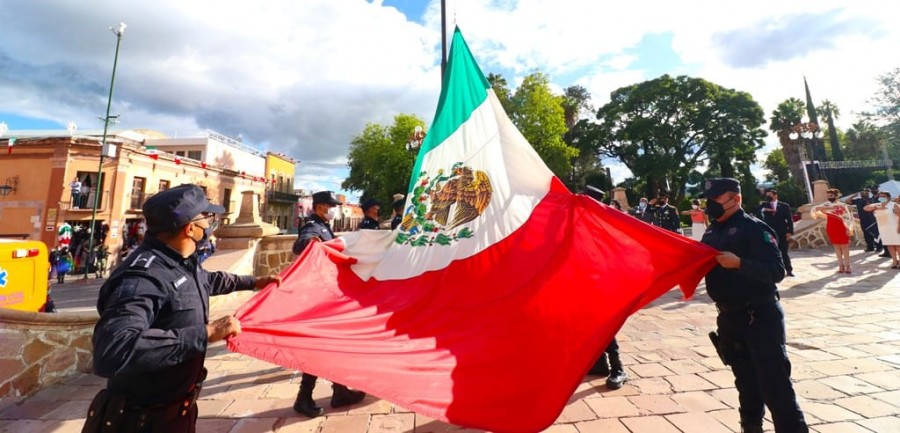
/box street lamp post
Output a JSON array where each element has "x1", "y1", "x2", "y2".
[{"x1": 85, "y1": 22, "x2": 125, "y2": 279}]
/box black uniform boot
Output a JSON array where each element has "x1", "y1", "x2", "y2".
[
  {"x1": 293, "y1": 385, "x2": 324, "y2": 418},
  {"x1": 605, "y1": 353, "x2": 629, "y2": 389},
  {"x1": 740, "y1": 423, "x2": 763, "y2": 433},
  {"x1": 587, "y1": 353, "x2": 610, "y2": 376},
  {"x1": 331, "y1": 383, "x2": 366, "y2": 408}
]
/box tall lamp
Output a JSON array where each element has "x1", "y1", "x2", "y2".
[{"x1": 85, "y1": 22, "x2": 126, "y2": 279}]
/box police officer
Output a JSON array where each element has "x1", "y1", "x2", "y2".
[
  {"x1": 757, "y1": 189, "x2": 795, "y2": 276},
  {"x1": 649, "y1": 192, "x2": 681, "y2": 233},
  {"x1": 291, "y1": 191, "x2": 366, "y2": 417},
  {"x1": 582, "y1": 186, "x2": 629, "y2": 389},
  {"x1": 700, "y1": 179, "x2": 808, "y2": 433},
  {"x1": 390, "y1": 199, "x2": 405, "y2": 230},
  {"x1": 84, "y1": 184, "x2": 281, "y2": 433},
  {"x1": 358, "y1": 198, "x2": 381, "y2": 230}
]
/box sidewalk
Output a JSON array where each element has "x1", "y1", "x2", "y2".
[{"x1": 2, "y1": 248, "x2": 899, "y2": 432}]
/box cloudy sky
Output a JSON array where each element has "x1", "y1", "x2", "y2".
[{"x1": 1, "y1": 0, "x2": 897, "y2": 200}]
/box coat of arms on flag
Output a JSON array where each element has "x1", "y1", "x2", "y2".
[{"x1": 228, "y1": 27, "x2": 718, "y2": 432}]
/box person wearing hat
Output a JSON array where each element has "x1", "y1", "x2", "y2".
[
  {"x1": 290, "y1": 190, "x2": 367, "y2": 417},
  {"x1": 648, "y1": 192, "x2": 681, "y2": 233},
  {"x1": 358, "y1": 198, "x2": 381, "y2": 230},
  {"x1": 699, "y1": 178, "x2": 808, "y2": 433},
  {"x1": 757, "y1": 188, "x2": 795, "y2": 276},
  {"x1": 391, "y1": 199, "x2": 405, "y2": 230},
  {"x1": 85, "y1": 184, "x2": 281, "y2": 433}
]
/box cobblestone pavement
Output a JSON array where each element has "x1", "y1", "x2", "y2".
[{"x1": 2, "y1": 248, "x2": 899, "y2": 432}]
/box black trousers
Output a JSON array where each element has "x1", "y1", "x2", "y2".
[
  {"x1": 861, "y1": 219, "x2": 881, "y2": 250},
  {"x1": 300, "y1": 372, "x2": 350, "y2": 391},
  {"x1": 777, "y1": 236, "x2": 792, "y2": 273},
  {"x1": 717, "y1": 302, "x2": 807, "y2": 433}
]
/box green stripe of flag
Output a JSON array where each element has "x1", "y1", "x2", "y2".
[{"x1": 407, "y1": 27, "x2": 491, "y2": 193}]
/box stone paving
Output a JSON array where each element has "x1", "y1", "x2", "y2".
[{"x1": 2, "y1": 248, "x2": 900, "y2": 432}]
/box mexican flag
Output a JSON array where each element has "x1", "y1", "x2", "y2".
[{"x1": 229, "y1": 28, "x2": 717, "y2": 432}]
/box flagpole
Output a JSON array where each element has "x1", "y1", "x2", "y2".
[
  {"x1": 440, "y1": 0, "x2": 447, "y2": 79},
  {"x1": 85, "y1": 22, "x2": 125, "y2": 279}
]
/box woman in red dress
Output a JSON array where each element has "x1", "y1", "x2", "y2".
[{"x1": 811, "y1": 188, "x2": 854, "y2": 273}]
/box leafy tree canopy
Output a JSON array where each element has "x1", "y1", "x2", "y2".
[
  {"x1": 342, "y1": 114, "x2": 424, "y2": 217},
  {"x1": 591, "y1": 74, "x2": 766, "y2": 201},
  {"x1": 509, "y1": 72, "x2": 579, "y2": 178}
]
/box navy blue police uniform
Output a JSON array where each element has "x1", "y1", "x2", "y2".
[
  {"x1": 358, "y1": 198, "x2": 381, "y2": 230},
  {"x1": 700, "y1": 178, "x2": 808, "y2": 433},
  {"x1": 85, "y1": 184, "x2": 258, "y2": 433},
  {"x1": 290, "y1": 191, "x2": 365, "y2": 418}
]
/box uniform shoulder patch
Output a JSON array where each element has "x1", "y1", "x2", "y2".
[{"x1": 762, "y1": 230, "x2": 778, "y2": 246}]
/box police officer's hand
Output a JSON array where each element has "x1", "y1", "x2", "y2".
[
  {"x1": 254, "y1": 275, "x2": 282, "y2": 290},
  {"x1": 207, "y1": 315, "x2": 241, "y2": 343},
  {"x1": 715, "y1": 252, "x2": 741, "y2": 269}
]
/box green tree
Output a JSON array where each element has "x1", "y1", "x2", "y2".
[
  {"x1": 486, "y1": 72, "x2": 514, "y2": 116},
  {"x1": 561, "y1": 85, "x2": 593, "y2": 129},
  {"x1": 818, "y1": 100, "x2": 845, "y2": 161},
  {"x1": 342, "y1": 114, "x2": 424, "y2": 216},
  {"x1": 591, "y1": 74, "x2": 766, "y2": 202},
  {"x1": 509, "y1": 72, "x2": 579, "y2": 179},
  {"x1": 763, "y1": 148, "x2": 791, "y2": 183},
  {"x1": 844, "y1": 120, "x2": 886, "y2": 160}
]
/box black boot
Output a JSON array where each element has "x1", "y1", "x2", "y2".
[
  {"x1": 740, "y1": 422, "x2": 763, "y2": 433},
  {"x1": 293, "y1": 385, "x2": 324, "y2": 418},
  {"x1": 605, "y1": 353, "x2": 629, "y2": 389},
  {"x1": 331, "y1": 383, "x2": 366, "y2": 408},
  {"x1": 587, "y1": 353, "x2": 610, "y2": 376}
]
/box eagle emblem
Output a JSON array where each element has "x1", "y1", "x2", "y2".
[{"x1": 396, "y1": 162, "x2": 493, "y2": 247}]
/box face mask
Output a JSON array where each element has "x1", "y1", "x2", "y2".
[
  {"x1": 326, "y1": 207, "x2": 338, "y2": 221},
  {"x1": 692, "y1": 205, "x2": 699, "y2": 210},
  {"x1": 190, "y1": 224, "x2": 210, "y2": 247},
  {"x1": 879, "y1": 197, "x2": 888, "y2": 203},
  {"x1": 767, "y1": 195, "x2": 775, "y2": 202},
  {"x1": 639, "y1": 202, "x2": 647, "y2": 209},
  {"x1": 827, "y1": 197, "x2": 837, "y2": 203},
  {"x1": 706, "y1": 197, "x2": 734, "y2": 220}
]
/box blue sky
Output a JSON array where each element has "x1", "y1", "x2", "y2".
[{"x1": 1, "y1": 0, "x2": 897, "y2": 201}]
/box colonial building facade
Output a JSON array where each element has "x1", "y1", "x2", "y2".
[{"x1": 0, "y1": 129, "x2": 266, "y2": 268}]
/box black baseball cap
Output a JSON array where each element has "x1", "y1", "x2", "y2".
[
  {"x1": 143, "y1": 184, "x2": 225, "y2": 232},
  {"x1": 699, "y1": 178, "x2": 741, "y2": 199},
  {"x1": 312, "y1": 190, "x2": 341, "y2": 206}
]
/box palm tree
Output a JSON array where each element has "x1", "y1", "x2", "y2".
[{"x1": 769, "y1": 98, "x2": 806, "y2": 188}]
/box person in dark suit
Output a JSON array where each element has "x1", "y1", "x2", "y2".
[
  {"x1": 757, "y1": 189, "x2": 795, "y2": 277},
  {"x1": 846, "y1": 189, "x2": 881, "y2": 253},
  {"x1": 390, "y1": 199, "x2": 404, "y2": 230},
  {"x1": 628, "y1": 197, "x2": 654, "y2": 224}
]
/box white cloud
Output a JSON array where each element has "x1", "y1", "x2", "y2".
[{"x1": 1, "y1": 0, "x2": 897, "y2": 200}]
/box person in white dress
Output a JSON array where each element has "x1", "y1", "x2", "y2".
[{"x1": 864, "y1": 191, "x2": 900, "y2": 268}]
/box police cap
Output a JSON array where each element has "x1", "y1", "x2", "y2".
[
  {"x1": 361, "y1": 198, "x2": 380, "y2": 211},
  {"x1": 143, "y1": 184, "x2": 225, "y2": 232},
  {"x1": 700, "y1": 178, "x2": 741, "y2": 199},
  {"x1": 583, "y1": 185, "x2": 605, "y2": 201},
  {"x1": 312, "y1": 190, "x2": 341, "y2": 206}
]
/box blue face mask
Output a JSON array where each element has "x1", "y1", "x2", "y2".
[{"x1": 879, "y1": 197, "x2": 888, "y2": 203}]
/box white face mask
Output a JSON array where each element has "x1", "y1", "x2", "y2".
[
  {"x1": 325, "y1": 207, "x2": 338, "y2": 221},
  {"x1": 692, "y1": 205, "x2": 699, "y2": 210},
  {"x1": 639, "y1": 202, "x2": 647, "y2": 208}
]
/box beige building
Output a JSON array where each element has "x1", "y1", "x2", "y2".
[{"x1": 0, "y1": 129, "x2": 265, "y2": 268}]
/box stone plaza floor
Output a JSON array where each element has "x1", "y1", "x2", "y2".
[{"x1": 1, "y1": 248, "x2": 899, "y2": 432}]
